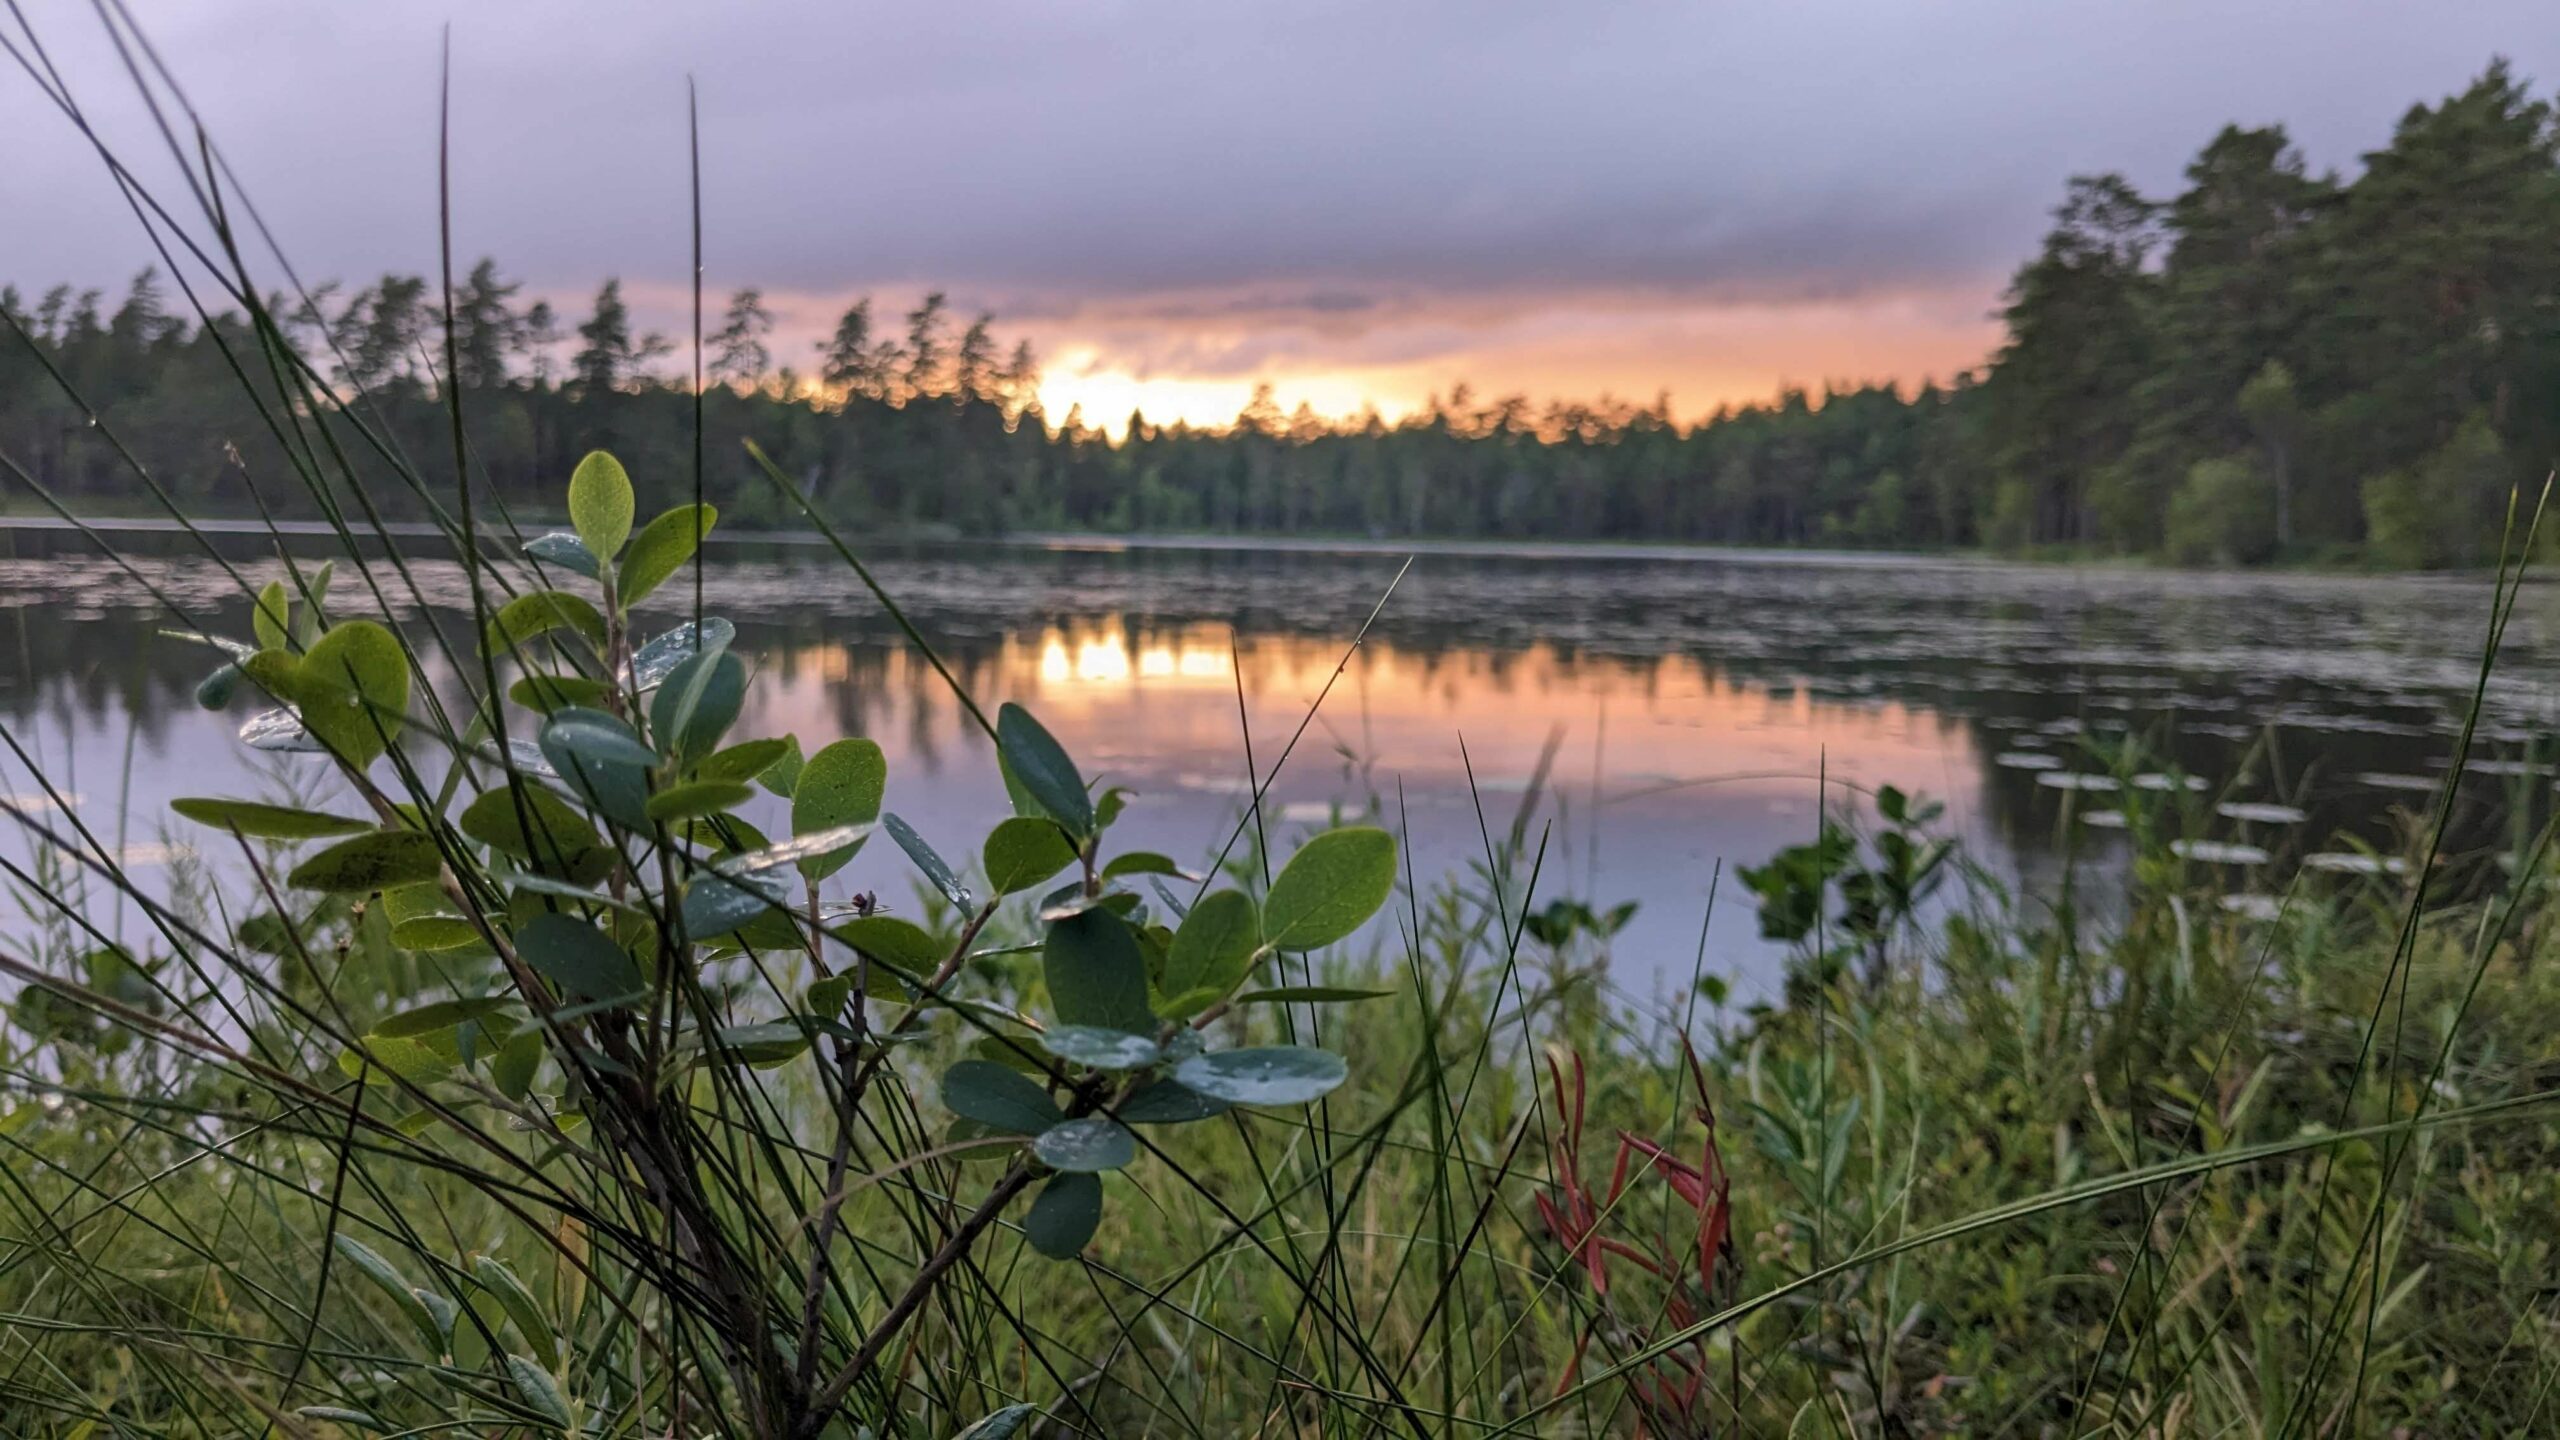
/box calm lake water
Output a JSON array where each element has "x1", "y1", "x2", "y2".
[{"x1": 4, "y1": 527, "x2": 2556, "y2": 995}]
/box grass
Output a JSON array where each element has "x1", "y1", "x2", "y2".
[{"x1": 4, "y1": 9, "x2": 2560, "y2": 1435}]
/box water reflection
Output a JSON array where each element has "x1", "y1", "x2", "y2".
[{"x1": 1, "y1": 527, "x2": 2553, "y2": 990}]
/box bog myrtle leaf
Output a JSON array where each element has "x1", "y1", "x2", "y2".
[
  {"x1": 711, "y1": 1021, "x2": 814, "y2": 1067},
  {"x1": 337, "y1": 1033, "x2": 454, "y2": 1085},
  {"x1": 484, "y1": 590, "x2": 608, "y2": 656},
  {"x1": 373, "y1": 995, "x2": 518, "y2": 1039},
  {"x1": 958, "y1": 1402, "x2": 1046, "y2": 1439},
  {"x1": 617, "y1": 503, "x2": 717, "y2": 608},
  {"x1": 505, "y1": 1355, "x2": 575, "y2": 1430},
  {"x1": 514, "y1": 913, "x2": 642, "y2": 1002},
  {"x1": 983, "y1": 816, "x2": 1076, "y2": 895},
  {"x1": 1234, "y1": 986, "x2": 1396, "y2": 1005},
  {"x1": 296, "y1": 560, "x2": 336, "y2": 644},
  {"x1": 521, "y1": 530, "x2": 600, "y2": 579},
  {"x1": 195, "y1": 661, "x2": 244, "y2": 710},
  {"x1": 538, "y1": 708, "x2": 660, "y2": 770},
  {"x1": 698, "y1": 736, "x2": 791, "y2": 785},
  {"x1": 940, "y1": 1059, "x2": 1062, "y2": 1133},
  {"x1": 678, "y1": 865, "x2": 794, "y2": 940},
  {"x1": 721, "y1": 824, "x2": 875, "y2": 876},
  {"x1": 490, "y1": 1028, "x2": 542, "y2": 1099},
  {"x1": 788, "y1": 737, "x2": 886, "y2": 879},
  {"x1": 1043, "y1": 909, "x2": 1157, "y2": 1035},
  {"x1": 997, "y1": 703, "x2": 1094, "y2": 837},
  {"x1": 169, "y1": 797, "x2": 372, "y2": 840},
  {"x1": 629, "y1": 618, "x2": 735, "y2": 690},
  {"x1": 1262, "y1": 827, "x2": 1397, "y2": 952},
  {"x1": 1173, "y1": 1045, "x2": 1349, "y2": 1107},
  {"x1": 241, "y1": 707, "x2": 326, "y2": 753},
  {"x1": 758, "y1": 734, "x2": 805, "y2": 797},
  {"x1": 460, "y1": 786, "x2": 605, "y2": 880},
  {"x1": 391, "y1": 915, "x2": 488, "y2": 952},
  {"x1": 1116, "y1": 1078, "x2": 1232, "y2": 1124},
  {"x1": 296, "y1": 620, "x2": 411, "y2": 766},
  {"x1": 508, "y1": 673, "x2": 613, "y2": 714},
  {"x1": 1101, "y1": 850, "x2": 1187, "y2": 881},
  {"x1": 1023, "y1": 1174, "x2": 1100, "y2": 1261},
  {"x1": 885, "y1": 812, "x2": 971, "y2": 907},
  {"x1": 252, "y1": 579, "x2": 290, "y2": 652},
  {"x1": 1159, "y1": 889, "x2": 1260, "y2": 1015},
  {"x1": 1032, "y1": 1116, "x2": 1136, "y2": 1173},
  {"x1": 470, "y1": 1255, "x2": 558, "y2": 1367},
  {"x1": 332, "y1": 1237, "x2": 445, "y2": 1358},
  {"x1": 1039, "y1": 1025, "x2": 1161, "y2": 1071},
  {"x1": 567, "y1": 450, "x2": 634, "y2": 564},
  {"x1": 645, "y1": 779, "x2": 754, "y2": 823},
  {"x1": 649, "y1": 648, "x2": 746, "y2": 765},
  {"x1": 500, "y1": 738, "x2": 559, "y2": 777},
  {"x1": 828, "y1": 914, "x2": 943, "y2": 982},
  {"x1": 287, "y1": 831, "x2": 444, "y2": 894}
]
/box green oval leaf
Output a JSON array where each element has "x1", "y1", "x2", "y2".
[
  {"x1": 287, "y1": 831, "x2": 444, "y2": 894},
  {"x1": 885, "y1": 812, "x2": 971, "y2": 907},
  {"x1": 698, "y1": 736, "x2": 791, "y2": 785},
  {"x1": 1261, "y1": 827, "x2": 1396, "y2": 952},
  {"x1": 252, "y1": 579, "x2": 290, "y2": 652},
  {"x1": 374, "y1": 995, "x2": 518, "y2": 1039},
  {"x1": 295, "y1": 620, "x2": 411, "y2": 767},
  {"x1": 649, "y1": 648, "x2": 746, "y2": 765},
  {"x1": 1043, "y1": 908, "x2": 1156, "y2": 1035},
  {"x1": 170, "y1": 797, "x2": 374, "y2": 840},
  {"x1": 983, "y1": 816, "x2": 1075, "y2": 895},
  {"x1": 483, "y1": 590, "x2": 607, "y2": 655},
  {"x1": 645, "y1": 778, "x2": 754, "y2": 823},
  {"x1": 1101, "y1": 850, "x2": 1187, "y2": 880},
  {"x1": 958, "y1": 1402, "x2": 1047, "y2": 1440},
  {"x1": 1032, "y1": 1116, "x2": 1136, "y2": 1173},
  {"x1": 470, "y1": 1254, "x2": 559, "y2": 1368},
  {"x1": 792, "y1": 737, "x2": 886, "y2": 879},
  {"x1": 618, "y1": 503, "x2": 717, "y2": 608},
  {"x1": 391, "y1": 915, "x2": 489, "y2": 952},
  {"x1": 1117, "y1": 1078, "x2": 1232, "y2": 1125},
  {"x1": 567, "y1": 450, "x2": 634, "y2": 565},
  {"x1": 195, "y1": 660, "x2": 244, "y2": 710},
  {"x1": 1038, "y1": 1025, "x2": 1161, "y2": 1071},
  {"x1": 460, "y1": 786, "x2": 606, "y2": 882},
  {"x1": 677, "y1": 865, "x2": 794, "y2": 939},
  {"x1": 538, "y1": 707, "x2": 659, "y2": 770},
  {"x1": 828, "y1": 914, "x2": 944, "y2": 983},
  {"x1": 1173, "y1": 1045, "x2": 1348, "y2": 1107},
  {"x1": 997, "y1": 703, "x2": 1094, "y2": 837},
  {"x1": 514, "y1": 913, "x2": 642, "y2": 1002},
  {"x1": 940, "y1": 1058, "x2": 1062, "y2": 1134},
  {"x1": 521, "y1": 530, "x2": 600, "y2": 579},
  {"x1": 504, "y1": 1353, "x2": 575, "y2": 1429},
  {"x1": 1159, "y1": 889, "x2": 1259, "y2": 1016},
  {"x1": 508, "y1": 673, "x2": 614, "y2": 714},
  {"x1": 629, "y1": 618, "x2": 735, "y2": 690},
  {"x1": 1234, "y1": 986, "x2": 1395, "y2": 1005}
]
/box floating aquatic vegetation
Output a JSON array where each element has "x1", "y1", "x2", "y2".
[
  {"x1": 2219, "y1": 893, "x2": 2284, "y2": 921},
  {"x1": 2302, "y1": 851, "x2": 2409, "y2": 876},
  {"x1": 2172, "y1": 839, "x2": 2271, "y2": 865},
  {"x1": 2217, "y1": 801, "x2": 2307, "y2": 824}
]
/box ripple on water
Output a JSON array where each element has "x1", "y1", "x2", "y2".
[
  {"x1": 2081, "y1": 809, "x2": 2129, "y2": 829},
  {"x1": 2354, "y1": 772, "x2": 2440, "y2": 794},
  {"x1": 2036, "y1": 772, "x2": 2120, "y2": 792},
  {"x1": 2219, "y1": 893, "x2": 2284, "y2": 921},
  {"x1": 2132, "y1": 773, "x2": 2209, "y2": 793}
]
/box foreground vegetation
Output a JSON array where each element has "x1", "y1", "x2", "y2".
[{"x1": 6, "y1": 61, "x2": 2558, "y2": 564}]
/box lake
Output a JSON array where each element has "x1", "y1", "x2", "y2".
[{"x1": 3, "y1": 526, "x2": 2553, "y2": 996}]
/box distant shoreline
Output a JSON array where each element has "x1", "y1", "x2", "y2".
[{"x1": 0, "y1": 512, "x2": 2498, "y2": 581}]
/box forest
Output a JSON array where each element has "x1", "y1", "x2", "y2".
[{"x1": 3, "y1": 61, "x2": 2555, "y2": 566}]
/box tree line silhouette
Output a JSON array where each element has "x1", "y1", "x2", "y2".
[{"x1": 3, "y1": 61, "x2": 2554, "y2": 565}]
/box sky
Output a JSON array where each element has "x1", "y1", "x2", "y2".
[{"x1": 6, "y1": 2, "x2": 2557, "y2": 430}]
